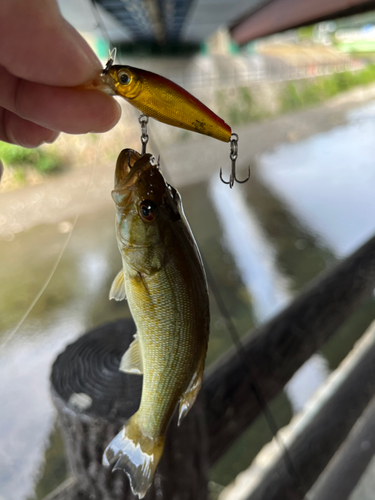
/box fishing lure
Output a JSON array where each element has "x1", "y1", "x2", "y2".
[
  {"x1": 92, "y1": 59, "x2": 231, "y2": 142},
  {"x1": 86, "y1": 56, "x2": 250, "y2": 187}
]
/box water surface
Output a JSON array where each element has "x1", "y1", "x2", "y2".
[{"x1": 1, "y1": 100, "x2": 375, "y2": 499}]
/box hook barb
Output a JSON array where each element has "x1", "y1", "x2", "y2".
[{"x1": 235, "y1": 165, "x2": 251, "y2": 184}]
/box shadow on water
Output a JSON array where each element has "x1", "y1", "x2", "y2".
[
  {"x1": 208, "y1": 154, "x2": 375, "y2": 487},
  {"x1": 245, "y1": 168, "x2": 337, "y2": 292},
  {"x1": 245, "y1": 171, "x2": 375, "y2": 374},
  {"x1": 207, "y1": 170, "x2": 334, "y2": 486},
  {"x1": 178, "y1": 180, "x2": 257, "y2": 366}
]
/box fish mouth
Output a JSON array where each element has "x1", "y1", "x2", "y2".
[
  {"x1": 112, "y1": 150, "x2": 160, "y2": 208},
  {"x1": 114, "y1": 149, "x2": 142, "y2": 187},
  {"x1": 114, "y1": 152, "x2": 158, "y2": 191},
  {"x1": 126, "y1": 154, "x2": 158, "y2": 181}
]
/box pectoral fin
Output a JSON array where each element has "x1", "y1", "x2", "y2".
[
  {"x1": 110, "y1": 270, "x2": 126, "y2": 301},
  {"x1": 178, "y1": 354, "x2": 205, "y2": 425},
  {"x1": 119, "y1": 335, "x2": 143, "y2": 375}
]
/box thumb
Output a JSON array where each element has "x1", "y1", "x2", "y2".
[{"x1": 0, "y1": 0, "x2": 102, "y2": 87}]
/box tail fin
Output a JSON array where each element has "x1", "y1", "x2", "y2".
[{"x1": 103, "y1": 419, "x2": 164, "y2": 499}]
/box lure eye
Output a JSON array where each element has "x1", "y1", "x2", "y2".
[
  {"x1": 139, "y1": 200, "x2": 157, "y2": 222},
  {"x1": 119, "y1": 71, "x2": 131, "y2": 85}
]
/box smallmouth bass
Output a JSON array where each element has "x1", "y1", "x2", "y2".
[
  {"x1": 104, "y1": 149, "x2": 210, "y2": 498},
  {"x1": 88, "y1": 64, "x2": 231, "y2": 142}
]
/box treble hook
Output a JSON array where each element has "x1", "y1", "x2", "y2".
[
  {"x1": 139, "y1": 114, "x2": 149, "y2": 155},
  {"x1": 220, "y1": 133, "x2": 250, "y2": 188}
]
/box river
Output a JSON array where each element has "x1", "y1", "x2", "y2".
[{"x1": 1, "y1": 97, "x2": 375, "y2": 500}]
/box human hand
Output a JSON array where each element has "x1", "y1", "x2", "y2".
[{"x1": 0, "y1": 0, "x2": 121, "y2": 151}]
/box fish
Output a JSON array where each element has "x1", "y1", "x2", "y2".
[
  {"x1": 103, "y1": 149, "x2": 210, "y2": 498},
  {"x1": 87, "y1": 64, "x2": 231, "y2": 142}
]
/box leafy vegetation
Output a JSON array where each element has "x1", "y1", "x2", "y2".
[
  {"x1": 0, "y1": 141, "x2": 61, "y2": 174},
  {"x1": 216, "y1": 64, "x2": 375, "y2": 126},
  {"x1": 216, "y1": 86, "x2": 268, "y2": 126},
  {"x1": 280, "y1": 64, "x2": 375, "y2": 112}
]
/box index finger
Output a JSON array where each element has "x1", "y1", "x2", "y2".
[{"x1": 0, "y1": 0, "x2": 102, "y2": 87}]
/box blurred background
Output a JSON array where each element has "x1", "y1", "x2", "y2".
[{"x1": 2, "y1": 0, "x2": 375, "y2": 499}]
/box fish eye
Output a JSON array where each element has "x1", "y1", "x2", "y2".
[
  {"x1": 139, "y1": 200, "x2": 157, "y2": 222},
  {"x1": 118, "y1": 71, "x2": 131, "y2": 85}
]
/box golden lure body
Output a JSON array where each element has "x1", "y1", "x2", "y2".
[
  {"x1": 104, "y1": 149, "x2": 210, "y2": 498},
  {"x1": 90, "y1": 64, "x2": 231, "y2": 142}
]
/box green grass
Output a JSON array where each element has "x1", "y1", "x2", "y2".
[
  {"x1": 0, "y1": 141, "x2": 61, "y2": 174},
  {"x1": 216, "y1": 64, "x2": 375, "y2": 127},
  {"x1": 217, "y1": 86, "x2": 266, "y2": 126},
  {"x1": 280, "y1": 65, "x2": 375, "y2": 113}
]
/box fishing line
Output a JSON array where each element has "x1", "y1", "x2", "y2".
[
  {"x1": 89, "y1": 0, "x2": 114, "y2": 52},
  {"x1": 144, "y1": 124, "x2": 308, "y2": 499},
  {"x1": 0, "y1": 136, "x2": 102, "y2": 353}
]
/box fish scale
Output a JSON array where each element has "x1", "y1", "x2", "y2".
[{"x1": 128, "y1": 257, "x2": 201, "y2": 435}]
